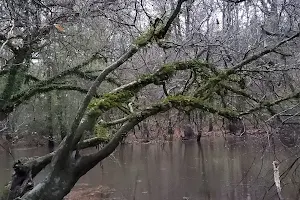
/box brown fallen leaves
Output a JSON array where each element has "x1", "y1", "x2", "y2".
[{"x1": 65, "y1": 184, "x2": 118, "y2": 200}]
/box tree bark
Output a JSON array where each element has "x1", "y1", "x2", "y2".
[{"x1": 7, "y1": 2, "x2": 189, "y2": 199}]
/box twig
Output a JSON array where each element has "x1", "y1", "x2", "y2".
[
  {"x1": 0, "y1": 21, "x2": 15, "y2": 53},
  {"x1": 265, "y1": 103, "x2": 299, "y2": 123},
  {"x1": 273, "y1": 161, "x2": 284, "y2": 200},
  {"x1": 0, "y1": 142, "x2": 15, "y2": 160}
]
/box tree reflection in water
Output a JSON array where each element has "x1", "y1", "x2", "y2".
[{"x1": 1, "y1": 137, "x2": 300, "y2": 200}]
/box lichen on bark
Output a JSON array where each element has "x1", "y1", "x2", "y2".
[
  {"x1": 88, "y1": 59, "x2": 208, "y2": 112},
  {"x1": 133, "y1": 27, "x2": 155, "y2": 47},
  {"x1": 164, "y1": 95, "x2": 238, "y2": 119},
  {"x1": 88, "y1": 90, "x2": 135, "y2": 111},
  {"x1": 94, "y1": 124, "x2": 110, "y2": 139}
]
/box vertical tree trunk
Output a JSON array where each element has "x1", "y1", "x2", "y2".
[
  {"x1": 208, "y1": 115, "x2": 213, "y2": 132},
  {"x1": 167, "y1": 118, "x2": 174, "y2": 138},
  {"x1": 195, "y1": 111, "x2": 203, "y2": 141},
  {"x1": 46, "y1": 66, "x2": 54, "y2": 151},
  {"x1": 141, "y1": 121, "x2": 150, "y2": 142},
  {"x1": 184, "y1": 0, "x2": 193, "y2": 37},
  {"x1": 56, "y1": 91, "x2": 67, "y2": 140},
  {"x1": 171, "y1": 0, "x2": 182, "y2": 40},
  {"x1": 46, "y1": 93, "x2": 54, "y2": 151}
]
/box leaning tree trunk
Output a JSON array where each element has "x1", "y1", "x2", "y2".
[{"x1": 5, "y1": 2, "x2": 198, "y2": 199}]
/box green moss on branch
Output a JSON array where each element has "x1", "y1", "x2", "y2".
[
  {"x1": 11, "y1": 85, "x2": 92, "y2": 108},
  {"x1": 88, "y1": 59, "x2": 209, "y2": 112},
  {"x1": 134, "y1": 27, "x2": 155, "y2": 47},
  {"x1": 94, "y1": 124, "x2": 111, "y2": 139},
  {"x1": 89, "y1": 90, "x2": 135, "y2": 110},
  {"x1": 164, "y1": 95, "x2": 237, "y2": 119}
]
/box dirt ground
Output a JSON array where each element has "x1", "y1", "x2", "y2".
[{"x1": 65, "y1": 183, "x2": 122, "y2": 200}]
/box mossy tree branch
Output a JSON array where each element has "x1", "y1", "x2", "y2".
[
  {"x1": 68, "y1": 0, "x2": 189, "y2": 149},
  {"x1": 10, "y1": 85, "x2": 98, "y2": 109},
  {"x1": 73, "y1": 60, "x2": 209, "y2": 147},
  {"x1": 0, "y1": 53, "x2": 103, "y2": 116},
  {"x1": 194, "y1": 31, "x2": 300, "y2": 100},
  {"x1": 240, "y1": 91, "x2": 300, "y2": 116},
  {"x1": 14, "y1": 3, "x2": 192, "y2": 198},
  {"x1": 75, "y1": 87, "x2": 300, "y2": 175},
  {"x1": 13, "y1": 58, "x2": 300, "y2": 200},
  {"x1": 8, "y1": 73, "x2": 121, "y2": 110},
  {"x1": 22, "y1": 59, "x2": 203, "y2": 186},
  {"x1": 16, "y1": 86, "x2": 300, "y2": 186},
  {"x1": 75, "y1": 93, "x2": 236, "y2": 174}
]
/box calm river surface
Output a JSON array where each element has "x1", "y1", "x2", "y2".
[{"x1": 1, "y1": 137, "x2": 300, "y2": 200}]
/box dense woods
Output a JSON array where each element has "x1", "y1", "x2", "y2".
[{"x1": 1, "y1": 0, "x2": 300, "y2": 199}]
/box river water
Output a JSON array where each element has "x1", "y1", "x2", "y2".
[{"x1": 1, "y1": 136, "x2": 300, "y2": 200}]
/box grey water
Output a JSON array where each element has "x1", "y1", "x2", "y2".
[{"x1": 1, "y1": 136, "x2": 300, "y2": 200}]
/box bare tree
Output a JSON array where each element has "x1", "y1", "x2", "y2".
[{"x1": 2, "y1": 0, "x2": 300, "y2": 200}]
